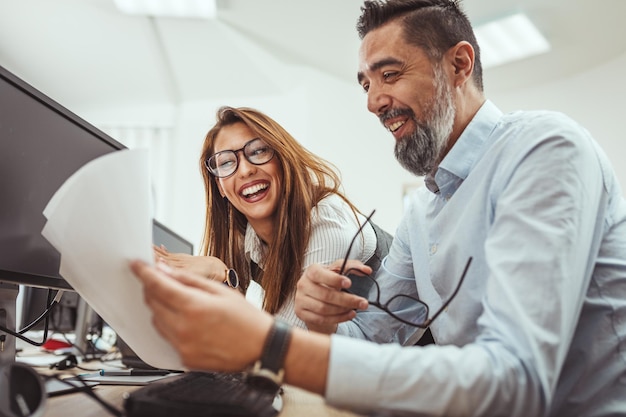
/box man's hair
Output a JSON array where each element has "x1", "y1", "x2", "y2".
[{"x1": 357, "y1": 0, "x2": 483, "y2": 91}]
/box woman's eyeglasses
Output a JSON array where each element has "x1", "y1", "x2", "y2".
[
  {"x1": 205, "y1": 137, "x2": 275, "y2": 178},
  {"x1": 340, "y1": 210, "x2": 472, "y2": 328}
]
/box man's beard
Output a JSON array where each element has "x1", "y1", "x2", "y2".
[{"x1": 389, "y1": 66, "x2": 455, "y2": 177}]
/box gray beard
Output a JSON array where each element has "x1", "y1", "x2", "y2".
[{"x1": 394, "y1": 67, "x2": 455, "y2": 177}]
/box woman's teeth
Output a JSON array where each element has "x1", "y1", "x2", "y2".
[{"x1": 242, "y1": 183, "x2": 268, "y2": 197}]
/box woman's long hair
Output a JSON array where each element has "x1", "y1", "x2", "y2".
[{"x1": 199, "y1": 106, "x2": 357, "y2": 314}]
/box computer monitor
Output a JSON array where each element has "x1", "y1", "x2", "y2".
[
  {"x1": 18, "y1": 220, "x2": 194, "y2": 331},
  {"x1": 152, "y1": 220, "x2": 194, "y2": 256},
  {"x1": 0, "y1": 65, "x2": 193, "y2": 363},
  {"x1": 0, "y1": 64, "x2": 125, "y2": 291}
]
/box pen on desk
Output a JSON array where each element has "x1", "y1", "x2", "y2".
[{"x1": 99, "y1": 369, "x2": 170, "y2": 377}]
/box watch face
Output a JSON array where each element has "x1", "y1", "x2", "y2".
[{"x1": 225, "y1": 269, "x2": 239, "y2": 288}]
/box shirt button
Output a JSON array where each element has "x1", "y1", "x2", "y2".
[{"x1": 430, "y1": 244, "x2": 438, "y2": 255}]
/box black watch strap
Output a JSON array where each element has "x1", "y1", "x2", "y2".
[{"x1": 247, "y1": 319, "x2": 292, "y2": 388}]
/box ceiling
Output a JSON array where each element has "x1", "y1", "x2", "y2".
[{"x1": 1, "y1": 0, "x2": 625, "y2": 118}]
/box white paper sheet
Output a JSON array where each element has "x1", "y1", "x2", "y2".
[{"x1": 41, "y1": 149, "x2": 183, "y2": 370}]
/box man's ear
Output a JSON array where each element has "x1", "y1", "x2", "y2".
[{"x1": 448, "y1": 41, "x2": 474, "y2": 87}]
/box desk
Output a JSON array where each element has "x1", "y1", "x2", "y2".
[
  {"x1": 43, "y1": 383, "x2": 364, "y2": 417},
  {"x1": 16, "y1": 339, "x2": 363, "y2": 417}
]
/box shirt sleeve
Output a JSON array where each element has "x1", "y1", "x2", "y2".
[
  {"x1": 277, "y1": 195, "x2": 377, "y2": 328},
  {"x1": 303, "y1": 195, "x2": 376, "y2": 268}
]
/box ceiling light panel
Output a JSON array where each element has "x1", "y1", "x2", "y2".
[
  {"x1": 475, "y1": 13, "x2": 551, "y2": 69},
  {"x1": 113, "y1": 0, "x2": 217, "y2": 19}
]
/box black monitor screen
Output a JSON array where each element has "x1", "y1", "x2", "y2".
[
  {"x1": 153, "y1": 220, "x2": 194, "y2": 255},
  {"x1": 0, "y1": 65, "x2": 192, "y2": 290}
]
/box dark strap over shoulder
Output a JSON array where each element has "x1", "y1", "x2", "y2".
[
  {"x1": 364, "y1": 221, "x2": 393, "y2": 273},
  {"x1": 348, "y1": 221, "x2": 393, "y2": 298},
  {"x1": 250, "y1": 260, "x2": 262, "y2": 283}
]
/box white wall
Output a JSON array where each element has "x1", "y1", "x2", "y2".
[
  {"x1": 149, "y1": 67, "x2": 416, "y2": 252},
  {"x1": 92, "y1": 53, "x2": 626, "y2": 254}
]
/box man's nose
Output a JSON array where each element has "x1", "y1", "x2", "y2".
[{"x1": 366, "y1": 84, "x2": 391, "y2": 116}]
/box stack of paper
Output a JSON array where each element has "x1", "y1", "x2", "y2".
[{"x1": 41, "y1": 149, "x2": 183, "y2": 371}]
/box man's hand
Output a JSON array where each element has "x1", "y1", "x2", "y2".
[
  {"x1": 295, "y1": 260, "x2": 370, "y2": 334},
  {"x1": 131, "y1": 260, "x2": 272, "y2": 372}
]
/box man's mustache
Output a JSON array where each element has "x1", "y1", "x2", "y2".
[{"x1": 379, "y1": 107, "x2": 415, "y2": 126}]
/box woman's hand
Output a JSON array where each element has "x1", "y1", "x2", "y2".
[{"x1": 153, "y1": 245, "x2": 227, "y2": 282}]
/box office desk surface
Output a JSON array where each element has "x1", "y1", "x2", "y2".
[
  {"x1": 16, "y1": 340, "x2": 362, "y2": 417},
  {"x1": 44, "y1": 383, "x2": 365, "y2": 417}
]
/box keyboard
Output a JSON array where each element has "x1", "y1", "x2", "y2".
[{"x1": 123, "y1": 371, "x2": 282, "y2": 417}]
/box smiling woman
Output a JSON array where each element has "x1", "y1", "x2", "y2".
[{"x1": 155, "y1": 106, "x2": 393, "y2": 329}]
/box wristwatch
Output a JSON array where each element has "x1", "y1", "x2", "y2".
[
  {"x1": 246, "y1": 319, "x2": 292, "y2": 392},
  {"x1": 223, "y1": 268, "x2": 239, "y2": 288}
]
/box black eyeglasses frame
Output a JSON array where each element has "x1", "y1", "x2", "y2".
[
  {"x1": 339, "y1": 210, "x2": 472, "y2": 328},
  {"x1": 205, "y1": 137, "x2": 275, "y2": 178}
]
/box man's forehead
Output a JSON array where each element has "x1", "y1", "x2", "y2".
[
  {"x1": 359, "y1": 23, "x2": 406, "y2": 60},
  {"x1": 358, "y1": 24, "x2": 415, "y2": 78},
  {"x1": 361, "y1": 22, "x2": 405, "y2": 50}
]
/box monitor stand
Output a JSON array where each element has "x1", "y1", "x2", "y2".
[
  {"x1": 73, "y1": 297, "x2": 93, "y2": 355},
  {"x1": 0, "y1": 283, "x2": 18, "y2": 366},
  {"x1": 0, "y1": 284, "x2": 98, "y2": 369}
]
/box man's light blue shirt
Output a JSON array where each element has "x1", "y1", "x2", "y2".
[{"x1": 329, "y1": 100, "x2": 626, "y2": 416}]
